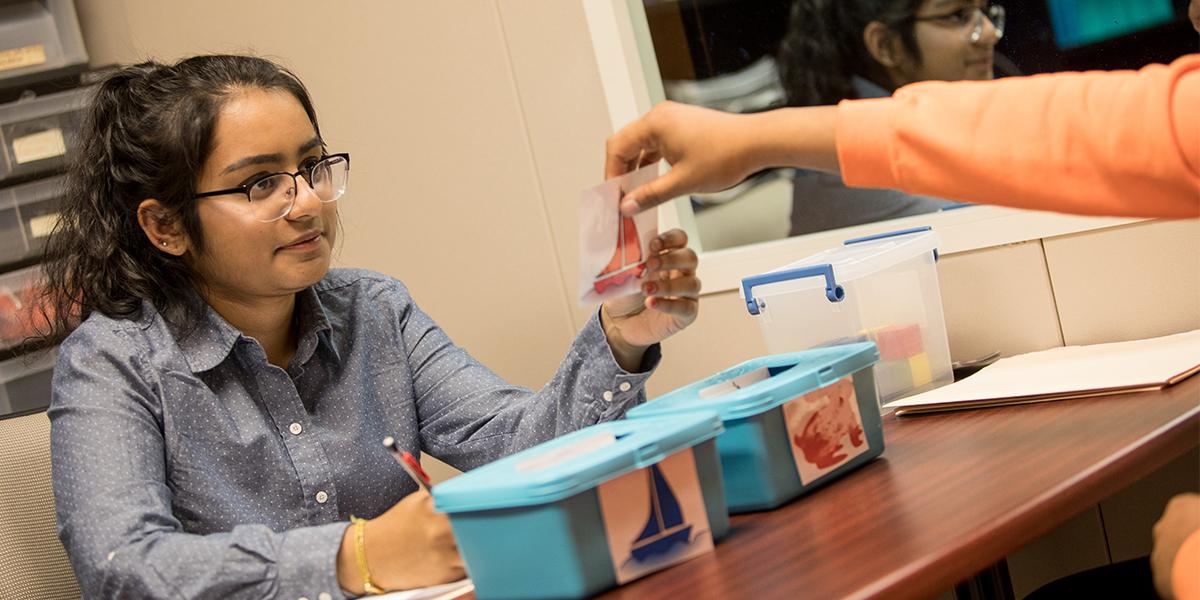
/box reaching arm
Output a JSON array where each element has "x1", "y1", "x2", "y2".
[
  {"x1": 838, "y1": 54, "x2": 1200, "y2": 218},
  {"x1": 608, "y1": 54, "x2": 1199, "y2": 220}
]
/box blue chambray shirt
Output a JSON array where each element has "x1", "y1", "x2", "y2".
[{"x1": 49, "y1": 268, "x2": 659, "y2": 599}]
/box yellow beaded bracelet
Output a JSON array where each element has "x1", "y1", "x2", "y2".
[{"x1": 351, "y1": 516, "x2": 385, "y2": 595}]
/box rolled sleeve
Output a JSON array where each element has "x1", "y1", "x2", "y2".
[{"x1": 835, "y1": 97, "x2": 899, "y2": 191}]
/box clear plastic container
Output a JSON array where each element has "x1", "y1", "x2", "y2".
[
  {"x1": 0, "y1": 345, "x2": 55, "y2": 416},
  {"x1": 0, "y1": 0, "x2": 89, "y2": 90},
  {"x1": 0, "y1": 87, "x2": 88, "y2": 184},
  {"x1": 0, "y1": 175, "x2": 64, "y2": 265},
  {"x1": 740, "y1": 226, "x2": 952, "y2": 406}
]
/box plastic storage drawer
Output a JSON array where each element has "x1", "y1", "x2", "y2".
[
  {"x1": 0, "y1": 174, "x2": 64, "y2": 265},
  {"x1": 433, "y1": 413, "x2": 728, "y2": 600},
  {"x1": 0, "y1": 345, "x2": 55, "y2": 416},
  {"x1": 628, "y1": 343, "x2": 883, "y2": 512},
  {"x1": 741, "y1": 226, "x2": 952, "y2": 407},
  {"x1": 0, "y1": 0, "x2": 88, "y2": 90},
  {"x1": 0, "y1": 87, "x2": 87, "y2": 184},
  {"x1": 0, "y1": 264, "x2": 51, "y2": 351}
]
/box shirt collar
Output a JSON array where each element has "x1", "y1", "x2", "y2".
[
  {"x1": 292, "y1": 285, "x2": 341, "y2": 367},
  {"x1": 174, "y1": 286, "x2": 341, "y2": 374},
  {"x1": 851, "y1": 75, "x2": 891, "y2": 100}
]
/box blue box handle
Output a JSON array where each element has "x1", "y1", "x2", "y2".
[
  {"x1": 742, "y1": 264, "x2": 844, "y2": 316},
  {"x1": 843, "y1": 225, "x2": 938, "y2": 261}
]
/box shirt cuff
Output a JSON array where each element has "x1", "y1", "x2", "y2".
[
  {"x1": 580, "y1": 310, "x2": 661, "y2": 417},
  {"x1": 276, "y1": 521, "x2": 352, "y2": 600},
  {"x1": 836, "y1": 97, "x2": 900, "y2": 190}
]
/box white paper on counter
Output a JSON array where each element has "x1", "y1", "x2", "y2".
[{"x1": 884, "y1": 330, "x2": 1200, "y2": 415}]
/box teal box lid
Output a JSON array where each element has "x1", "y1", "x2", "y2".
[
  {"x1": 432, "y1": 412, "x2": 723, "y2": 513},
  {"x1": 627, "y1": 343, "x2": 879, "y2": 422}
]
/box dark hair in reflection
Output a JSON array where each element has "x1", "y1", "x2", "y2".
[
  {"x1": 38, "y1": 55, "x2": 322, "y2": 343},
  {"x1": 779, "y1": 0, "x2": 924, "y2": 106}
]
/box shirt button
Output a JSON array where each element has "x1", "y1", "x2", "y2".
[
  {"x1": 619, "y1": 382, "x2": 632, "y2": 392},
  {"x1": 318, "y1": 593, "x2": 333, "y2": 600},
  {"x1": 289, "y1": 422, "x2": 303, "y2": 435},
  {"x1": 315, "y1": 490, "x2": 328, "y2": 504},
  {"x1": 602, "y1": 390, "x2": 614, "y2": 402}
]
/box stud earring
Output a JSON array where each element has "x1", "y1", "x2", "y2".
[{"x1": 160, "y1": 241, "x2": 168, "y2": 246}]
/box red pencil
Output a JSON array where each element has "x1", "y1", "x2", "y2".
[{"x1": 382, "y1": 436, "x2": 432, "y2": 491}]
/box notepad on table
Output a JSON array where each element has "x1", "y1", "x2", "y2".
[
  {"x1": 369, "y1": 579, "x2": 473, "y2": 600},
  {"x1": 884, "y1": 330, "x2": 1200, "y2": 416}
]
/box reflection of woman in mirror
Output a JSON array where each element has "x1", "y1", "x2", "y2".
[{"x1": 779, "y1": 0, "x2": 1004, "y2": 235}]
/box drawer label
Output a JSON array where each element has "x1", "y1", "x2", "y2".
[
  {"x1": 28, "y1": 212, "x2": 60, "y2": 238},
  {"x1": 12, "y1": 128, "x2": 66, "y2": 164},
  {"x1": 596, "y1": 448, "x2": 714, "y2": 584},
  {"x1": 0, "y1": 44, "x2": 46, "y2": 72},
  {"x1": 782, "y1": 375, "x2": 869, "y2": 484}
]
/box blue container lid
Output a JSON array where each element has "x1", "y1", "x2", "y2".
[
  {"x1": 627, "y1": 343, "x2": 879, "y2": 422},
  {"x1": 432, "y1": 412, "x2": 723, "y2": 513}
]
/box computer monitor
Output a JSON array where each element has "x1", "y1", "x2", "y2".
[{"x1": 1046, "y1": 0, "x2": 1177, "y2": 48}]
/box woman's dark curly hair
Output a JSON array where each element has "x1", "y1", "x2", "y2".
[
  {"x1": 38, "y1": 54, "x2": 321, "y2": 343},
  {"x1": 779, "y1": 0, "x2": 925, "y2": 106}
]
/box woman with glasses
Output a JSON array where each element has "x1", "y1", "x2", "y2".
[
  {"x1": 42, "y1": 55, "x2": 701, "y2": 598},
  {"x1": 778, "y1": 0, "x2": 1004, "y2": 235}
]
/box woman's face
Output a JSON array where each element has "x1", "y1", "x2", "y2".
[
  {"x1": 895, "y1": 0, "x2": 1000, "y2": 86},
  {"x1": 189, "y1": 88, "x2": 337, "y2": 305}
]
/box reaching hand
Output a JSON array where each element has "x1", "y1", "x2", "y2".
[
  {"x1": 601, "y1": 228, "x2": 699, "y2": 370},
  {"x1": 605, "y1": 102, "x2": 765, "y2": 216}
]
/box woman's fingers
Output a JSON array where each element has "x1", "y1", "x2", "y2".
[
  {"x1": 649, "y1": 228, "x2": 689, "y2": 252},
  {"x1": 644, "y1": 247, "x2": 697, "y2": 275},
  {"x1": 641, "y1": 275, "x2": 701, "y2": 299},
  {"x1": 645, "y1": 297, "x2": 699, "y2": 319}
]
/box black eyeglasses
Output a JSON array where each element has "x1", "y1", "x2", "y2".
[
  {"x1": 913, "y1": 4, "x2": 1005, "y2": 43},
  {"x1": 194, "y1": 153, "x2": 350, "y2": 223}
]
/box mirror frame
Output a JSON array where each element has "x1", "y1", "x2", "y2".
[{"x1": 581, "y1": 0, "x2": 1142, "y2": 294}]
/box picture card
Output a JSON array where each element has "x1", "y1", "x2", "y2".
[{"x1": 578, "y1": 164, "x2": 659, "y2": 305}]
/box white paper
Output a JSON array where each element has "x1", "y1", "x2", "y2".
[
  {"x1": 698, "y1": 367, "x2": 771, "y2": 399},
  {"x1": 884, "y1": 330, "x2": 1200, "y2": 412},
  {"x1": 368, "y1": 579, "x2": 473, "y2": 600},
  {"x1": 13, "y1": 128, "x2": 66, "y2": 164},
  {"x1": 515, "y1": 432, "x2": 617, "y2": 472},
  {"x1": 578, "y1": 164, "x2": 659, "y2": 304}
]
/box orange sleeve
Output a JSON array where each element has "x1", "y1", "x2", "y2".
[
  {"x1": 1175, "y1": 527, "x2": 1200, "y2": 600},
  {"x1": 836, "y1": 54, "x2": 1200, "y2": 219}
]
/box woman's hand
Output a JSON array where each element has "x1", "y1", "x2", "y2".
[
  {"x1": 337, "y1": 490, "x2": 464, "y2": 594},
  {"x1": 601, "y1": 228, "x2": 700, "y2": 371}
]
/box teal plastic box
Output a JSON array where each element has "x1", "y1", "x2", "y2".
[
  {"x1": 627, "y1": 343, "x2": 883, "y2": 512},
  {"x1": 432, "y1": 413, "x2": 728, "y2": 600}
]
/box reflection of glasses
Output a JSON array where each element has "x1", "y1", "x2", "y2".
[
  {"x1": 914, "y1": 4, "x2": 1006, "y2": 43},
  {"x1": 195, "y1": 153, "x2": 351, "y2": 223}
]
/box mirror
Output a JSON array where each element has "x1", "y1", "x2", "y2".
[{"x1": 638, "y1": 0, "x2": 1197, "y2": 252}]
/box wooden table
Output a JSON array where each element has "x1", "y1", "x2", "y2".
[{"x1": 594, "y1": 376, "x2": 1200, "y2": 600}]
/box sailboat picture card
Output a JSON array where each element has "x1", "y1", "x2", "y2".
[
  {"x1": 595, "y1": 448, "x2": 714, "y2": 585},
  {"x1": 578, "y1": 164, "x2": 660, "y2": 305}
]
